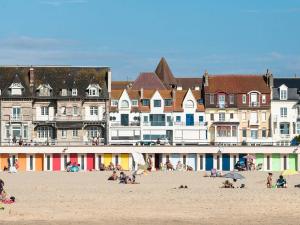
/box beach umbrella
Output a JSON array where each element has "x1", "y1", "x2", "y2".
[
  {"x1": 224, "y1": 172, "x2": 245, "y2": 180},
  {"x1": 281, "y1": 169, "x2": 298, "y2": 176},
  {"x1": 243, "y1": 155, "x2": 256, "y2": 160}
]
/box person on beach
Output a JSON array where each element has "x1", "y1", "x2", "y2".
[
  {"x1": 108, "y1": 171, "x2": 118, "y2": 181},
  {"x1": 276, "y1": 175, "x2": 287, "y2": 188},
  {"x1": 108, "y1": 162, "x2": 115, "y2": 170},
  {"x1": 166, "y1": 160, "x2": 174, "y2": 171},
  {"x1": 147, "y1": 155, "x2": 153, "y2": 171},
  {"x1": 267, "y1": 173, "x2": 273, "y2": 188},
  {"x1": 99, "y1": 163, "x2": 106, "y2": 171},
  {"x1": 116, "y1": 164, "x2": 123, "y2": 171},
  {"x1": 176, "y1": 161, "x2": 183, "y2": 171}
]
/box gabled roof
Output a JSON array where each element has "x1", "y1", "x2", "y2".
[
  {"x1": 155, "y1": 57, "x2": 177, "y2": 88},
  {"x1": 131, "y1": 72, "x2": 166, "y2": 90},
  {"x1": 204, "y1": 74, "x2": 270, "y2": 94}
]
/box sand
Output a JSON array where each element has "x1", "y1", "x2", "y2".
[{"x1": 0, "y1": 171, "x2": 300, "y2": 225}]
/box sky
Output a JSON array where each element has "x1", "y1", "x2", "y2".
[{"x1": 0, "y1": 0, "x2": 300, "y2": 80}]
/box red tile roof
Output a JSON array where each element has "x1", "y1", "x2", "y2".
[
  {"x1": 204, "y1": 75, "x2": 270, "y2": 93},
  {"x1": 155, "y1": 57, "x2": 177, "y2": 88},
  {"x1": 131, "y1": 72, "x2": 166, "y2": 90},
  {"x1": 112, "y1": 81, "x2": 132, "y2": 90},
  {"x1": 176, "y1": 78, "x2": 202, "y2": 89}
]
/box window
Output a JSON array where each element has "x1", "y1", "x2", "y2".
[
  {"x1": 61, "y1": 129, "x2": 67, "y2": 138},
  {"x1": 72, "y1": 129, "x2": 78, "y2": 137},
  {"x1": 199, "y1": 116, "x2": 204, "y2": 122},
  {"x1": 41, "y1": 106, "x2": 49, "y2": 116},
  {"x1": 87, "y1": 127, "x2": 101, "y2": 138},
  {"x1": 262, "y1": 94, "x2": 266, "y2": 104},
  {"x1": 280, "y1": 107, "x2": 287, "y2": 117},
  {"x1": 229, "y1": 95, "x2": 234, "y2": 104},
  {"x1": 121, "y1": 114, "x2": 129, "y2": 126},
  {"x1": 132, "y1": 100, "x2": 138, "y2": 106},
  {"x1": 209, "y1": 94, "x2": 214, "y2": 104},
  {"x1": 154, "y1": 100, "x2": 161, "y2": 107},
  {"x1": 250, "y1": 112, "x2": 258, "y2": 123},
  {"x1": 280, "y1": 123, "x2": 290, "y2": 135},
  {"x1": 73, "y1": 106, "x2": 78, "y2": 116},
  {"x1": 297, "y1": 122, "x2": 300, "y2": 134},
  {"x1": 72, "y1": 89, "x2": 77, "y2": 96},
  {"x1": 242, "y1": 128, "x2": 247, "y2": 138},
  {"x1": 61, "y1": 89, "x2": 67, "y2": 96},
  {"x1": 262, "y1": 129, "x2": 267, "y2": 138},
  {"x1": 218, "y1": 95, "x2": 225, "y2": 108},
  {"x1": 242, "y1": 94, "x2": 246, "y2": 104},
  {"x1": 250, "y1": 93, "x2": 258, "y2": 106},
  {"x1": 149, "y1": 114, "x2": 165, "y2": 126},
  {"x1": 144, "y1": 116, "x2": 148, "y2": 123},
  {"x1": 5, "y1": 125, "x2": 10, "y2": 138},
  {"x1": 61, "y1": 106, "x2": 66, "y2": 115},
  {"x1": 11, "y1": 83, "x2": 22, "y2": 95},
  {"x1": 37, "y1": 127, "x2": 53, "y2": 139},
  {"x1": 250, "y1": 130, "x2": 258, "y2": 139},
  {"x1": 90, "y1": 106, "x2": 98, "y2": 116},
  {"x1": 232, "y1": 126, "x2": 237, "y2": 137},
  {"x1": 280, "y1": 89, "x2": 287, "y2": 100},
  {"x1": 88, "y1": 88, "x2": 97, "y2": 96},
  {"x1": 23, "y1": 125, "x2": 28, "y2": 139},
  {"x1": 230, "y1": 113, "x2": 233, "y2": 119},
  {"x1": 210, "y1": 113, "x2": 214, "y2": 121},
  {"x1": 111, "y1": 100, "x2": 118, "y2": 107},
  {"x1": 12, "y1": 107, "x2": 21, "y2": 120},
  {"x1": 185, "y1": 100, "x2": 194, "y2": 108},
  {"x1": 164, "y1": 99, "x2": 172, "y2": 106},
  {"x1": 176, "y1": 116, "x2": 181, "y2": 122},
  {"x1": 12, "y1": 125, "x2": 21, "y2": 138},
  {"x1": 217, "y1": 126, "x2": 231, "y2": 137},
  {"x1": 262, "y1": 112, "x2": 266, "y2": 121},
  {"x1": 121, "y1": 100, "x2": 129, "y2": 108},
  {"x1": 219, "y1": 113, "x2": 225, "y2": 122},
  {"x1": 39, "y1": 85, "x2": 51, "y2": 96},
  {"x1": 141, "y1": 99, "x2": 150, "y2": 106}
]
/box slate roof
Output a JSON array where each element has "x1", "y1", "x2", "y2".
[
  {"x1": 204, "y1": 74, "x2": 271, "y2": 94},
  {"x1": 273, "y1": 78, "x2": 300, "y2": 100},
  {"x1": 0, "y1": 66, "x2": 110, "y2": 99},
  {"x1": 131, "y1": 72, "x2": 166, "y2": 90}
]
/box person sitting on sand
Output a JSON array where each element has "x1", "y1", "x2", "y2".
[
  {"x1": 276, "y1": 175, "x2": 287, "y2": 188},
  {"x1": 210, "y1": 168, "x2": 217, "y2": 177},
  {"x1": 108, "y1": 162, "x2": 115, "y2": 171},
  {"x1": 0, "y1": 179, "x2": 15, "y2": 203},
  {"x1": 108, "y1": 171, "x2": 118, "y2": 181},
  {"x1": 176, "y1": 161, "x2": 183, "y2": 171},
  {"x1": 116, "y1": 164, "x2": 123, "y2": 171},
  {"x1": 267, "y1": 172, "x2": 273, "y2": 188},
  {"x1": 119, "y1": 172, "x2": 126, "y2": 184},
  {"x1": 186, "y1": 165, "x2": 193, "y2": 171},
  {"x1": 166, "y1": 160, "x2": 174, "y2": 171},
  {"x1": 99, "y1": 163, "x2": 106, "y2": 171},
  {"x1": 221, "y1": 180, "x2": 234, "y2": 188}
]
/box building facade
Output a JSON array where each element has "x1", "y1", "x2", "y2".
[
  {"x1": 0, "y1": 66, "x2": 111, "y2": 146},
  {"x1": 271, "y1": 78, "x2": 300, "y2": 145}
]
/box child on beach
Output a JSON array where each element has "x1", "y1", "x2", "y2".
[{"x1": 267, "y1": 173, "x2": 273, "y2": 188}]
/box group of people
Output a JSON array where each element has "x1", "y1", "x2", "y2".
[
  {"x1": 3, "y1": 158, "x2": 19, "y2": 173},
  {"x1": 161, "y1": 160, "x2": 193, "y2": 171},
  {"x1": 267, "y1": 173, "x2": 287, "y2": 188},
  {"x1": 221, "y1": 179, "x2": 245, "y2": 188},
  {"x1": 0, "y1": 179, "x2": 15, "y2": 205},
  {"x1": 99, "y1": 162, "x2": 123, "y2": 171},
  {"x1": 108, "y1": 171, "x2": 138, "y2": 184}
]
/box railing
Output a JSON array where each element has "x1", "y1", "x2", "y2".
[
  {"x1": 173, "y1": 122, "x2": 207, "y2": 126},
  {"x1": 111, "y1": 136, "x2": 140, "y2": 140},
  {"x1": 143, "y1": 121, "x2": 166, "y2": 126},
  {"x1": 250, "y1": 102, "x2": 260, "y2": 107},
  {"x1": 110, "y1": 122, "x2": 140, "y2": 127},
  {"x1": 10, "y1": 115, "x2": 23, "y2": 121}
]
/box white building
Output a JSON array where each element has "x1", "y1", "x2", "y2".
[
  {"x1": 271, "y1": 78, "x2": 300, "y2": 146},
  {"x1": 109, "y1": 88, "x2": 207, "y2": 145}
]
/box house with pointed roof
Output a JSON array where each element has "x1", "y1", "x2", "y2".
[
  {"x1": 109, "y1": 88, "x2": 207, "y2": 145},
  {"x1": 0, "y1": 66, "x2": 111, "y2": 146},
  {"x1": 271, "y1": 77, "x2": 300, "y2": 145}
]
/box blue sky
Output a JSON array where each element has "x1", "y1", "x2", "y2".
[{"x1": 0, "y1": 0, "x2": 300, "y2": 80}]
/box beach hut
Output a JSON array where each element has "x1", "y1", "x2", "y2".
[
  {"x1": 255, "y1": 153, "x2": 264, "y2": 170},
  {"x1": 0, "y1": 153, "x2": 9, "y2": 171},
  {"x1": 26, "y1": 154, "x2": 35, "y2": 171},
  {"x1": 104, "y1": 153, "x2": 112, "y2": 167},
  {"x1": 44, "y1": 154, "x2": 53, "y2": 171},
  {"x1": 222, "y1": 154, "x2": 230, "y2": 171},
  {"x1": 70, "y1": 153, "x2": 78, "y2": 165},
  {"x1": 170, "y1": 153, "x2": 180, "y2": 168},
  {"x1": 18, "y1": 153, "x2": 27, "y2": 171},
  {"x1": 35, "y1": 154, "x2": 44, "y2": 171},
  {"x1": 289, "y1": 154, "x2": 298, "y2": 171},
  {"x1": 205, "y1": 153, "x2": 213, "y2": 171},
  {"x1": 52, "y1": 154, "x2": 61, "y2": 171},
  {"x1": 78, "y1": 154, "x2": 87, "y2": 171},
  {"x1": 120, "y1": 153, "x2": 129, "y2": 170},
  {"x1": 187, "y1": 153, "x2": 197, "y2": 170},
  {"x1": 61, "y1": 154, "x2": 70, "y2": 171},
  {"x1": 95, "y1": 154, "x2": 103, "y2": 170},
  {"x1": 272, "y1": 153, "x2": 281, "y2": 171},
  {"x1": 87, "y1": 153, "x2": 95, "y2": 171}
]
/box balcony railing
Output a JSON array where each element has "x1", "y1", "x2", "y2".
[
  {"x1": 173, "y1": 122, "x2": 207, "y2": 126},
  {"x1": 10, "y1": 114, "x2": 23, "y2": 121},
  {"x1": 110, "y1": 122, "x2": 140, "y2": 127},
  {"x1": 250, "y1": 102, "x2": 260, "y2": 107}
]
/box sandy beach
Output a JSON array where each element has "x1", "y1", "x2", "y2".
[{"x1": 0, "y1": 171, "x2": 300, "y2": 225}]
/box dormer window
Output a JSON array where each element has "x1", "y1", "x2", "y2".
[
  {"x1": 132, "y1": 100, "x2": 138, "y2": 106},
  {"x1": 280, "y1": 88, "x2": 287, "y2": 100},
  {"x1": 141, "y1": 99, "x2": 150, "y2": 106},
  {"x1": 154, "y1": 100, "x2": 161, "y2": 107},
  {"x1": 218, "y1": 94, "x2": 225, "y2": 108},
  {"x1": 164, "y1": 99, "x2": 172, "y2": 106},
  {"x1": 37, "y1": 84, "x2": 52, "y2": 97},
  {"x1": 72, "y1": 89, "x2": 77, "y2": 96},
  {"x1": 86, "y1": 84, "x2": 101, "y2": 97},
  {"x1": 10, "y1": 83, "x2": 23, "y2": 96},
  {"x1": 111, "y1": 100, "x2": 118, "y2": 107},
  {"x1": 61, "y1": 89, "x2": 67, "y2": 96}
]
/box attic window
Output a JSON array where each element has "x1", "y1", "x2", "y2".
[
  {"x1": 72, "y1": 89, "x2": 77, "y2": 96},
  {"x1": 61, "y1": 89, "x2": 68, "y2": 96},
  {"x1": 10, "y1": 83, "x2": 23, "y2": 96},
  {"x1": 164, "y1": 99, "x2": 172, "y2": 106},
  {"x1": 38, "y1": 84, "x2": 52, "y2": 97},
  {"x1": 86, "y1": 84, "x2": 101, "y2": 97},
  {"x1": 111, "y1": 100, "x2": 118, "y2": 107}
]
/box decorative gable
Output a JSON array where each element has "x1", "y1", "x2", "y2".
[
  {"x1": 119, "y1": 89, "x2": 131, "y2": 110},
  {"x1": 9, "y1": 82, "x2": 24, "y2": 96},
  {"x1": 182, "y1": 89, "x2": 196, "y2": 111}
]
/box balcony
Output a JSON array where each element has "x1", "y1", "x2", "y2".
[
  {"x1": 250, "y1": 102, "x2": 260, "y2": 107},
  {"x1": 143, "y1": 121, "x2": 166, "y2": 126},
  {"x1": 10, "y1": 114, "x2": 23, "y2": 122},
  {"x1": 110, "y1": 121, "x2": 140, "y2": 127},
  {"x1": 216, "y1": 103, "x2": 228, "y2": 109}
]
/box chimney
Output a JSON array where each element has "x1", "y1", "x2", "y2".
[
  {"x1": 266, "y1": 69, "x2": 273, "y2": 88},
  {"x1": 140, "y1": 88, "x2": 144, "y2": 99},
  {"x1": 204, "y1": 70, "x2": 209, "y2": 87},
  {"x1": 29, "y1": 67, "x2": 34, "y2": 87},
  {"x1": 172, "y1": 88, "x2": 176, "y2": 108}
]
